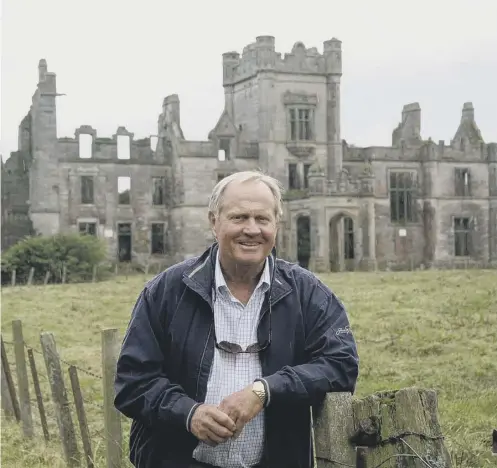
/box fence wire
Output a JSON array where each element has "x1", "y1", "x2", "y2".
[{"x1": 1, "y1": 330, "x2": 452, "y2": 468}]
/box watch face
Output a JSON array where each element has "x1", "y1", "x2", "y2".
[{"x1": 253, "y1": 381, "x2": 264, "y2": 392}]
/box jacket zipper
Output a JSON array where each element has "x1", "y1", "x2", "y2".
[{"x1": 195, "y1": 322, "x2": 213, "y2": 401}]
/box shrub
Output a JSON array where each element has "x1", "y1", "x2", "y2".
[{"x1": 1, "y1": 234, "x2": 108, "y2": 284}]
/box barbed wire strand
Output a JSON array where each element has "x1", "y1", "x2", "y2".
[
  {"x1": 2, "y1": 338, "x2": 102, "y2": 380},
  {"x1": 3, "y1": 338, "x2": 444, "y2": 468}
]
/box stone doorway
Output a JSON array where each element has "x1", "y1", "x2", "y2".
[
  {"x1": 329, "y1": 214, "x2": 355, "y2": 272},
  {"x1": 117, "y1": 223, "x2": 132, "y2": 262},
  {"x1": 296, "y1": 215, "x2": 311, "y2": 269}
]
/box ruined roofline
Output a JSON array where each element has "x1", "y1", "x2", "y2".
[{"x1": 222, "y1": 35, "x2": 342, "y2": 85}]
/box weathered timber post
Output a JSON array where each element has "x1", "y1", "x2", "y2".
[
  {"x1": 27, "y1": 267, "x2": 35, "y2": 286},
  {"x1": 102, "y1": 328, "x2": 123, "y2": 468},
  {"x1": 1, "y1": 335, "x2": 20, "y2": 421},
  {"x1": 314, "y1": 392, "x2": 355, "y2": 467},
  {"x1": 27, "y1": 348, "x2": 50, "y2": 441},
  {"x1": 40, "y1": 332, "x2": 80, "y2": 466},
  {"x1": 12, "y1": 319, "x2": 34, "y2": 438},
  {"x1": 313, "y1": 388, "x2": 452, "y2": 467},
  {"x1": 1, "y1": 362, "x2": 15, "y2": 419},
  {"x1": 69, "y1": 366, "x2": 94, "y2": 468}
]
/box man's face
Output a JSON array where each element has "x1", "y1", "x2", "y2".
[{"x1": 210, "y1": 180, "x2": 278, "y2": 268}]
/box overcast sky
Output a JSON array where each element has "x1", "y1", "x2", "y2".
[{"x1": 1, "y1": 0, "x2": 496, "y2": 160}]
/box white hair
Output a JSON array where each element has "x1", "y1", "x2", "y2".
[{"x1": 208, "y1": 170, "x2": 284, "y2": 221}]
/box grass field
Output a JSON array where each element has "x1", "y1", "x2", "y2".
[{"x1": 1, "y1": 269, "x2": 497, "y2": 467}]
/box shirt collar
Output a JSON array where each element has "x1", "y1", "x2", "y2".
[{"x1": 215, "y1": 251, "x2": 271, "y2": 295}]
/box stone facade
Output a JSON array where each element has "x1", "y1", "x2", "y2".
[{"x1": 2, "y1": 37, "x2": 497, "y2": 271}]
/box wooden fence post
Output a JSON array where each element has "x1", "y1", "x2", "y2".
[
  {"x1": 44, "y1": 271, "x2": 51, "y2": 285},
  {"x1": 102, "y1": 328, "x2": 123, "y2": 468},
  {"x1": 1, "y1": 335, "x2": 20, "y2": 422},
  {"x1": 1, "y1": 362, "x2": 15, "y2": 419},
  {"x1": 27, "y1": 348, "x2": 50, "y2": 441},
  {"x1": 12, "y1": 319, "x2": 34, "y2": 438},
  {"x1": 27, "y1": 267, "x2": 35, "y2": 286},
  {"x1": 40, "y1": 332, "x2": 80, "y2": 466},
  {"x1": 11, "y1": 269, "x2": 16, "y2": 287},
  {"x1": 313, "y1": 392, "x2": 355, "y2": 467},
  {"x1": 69, "y1": 365, "x2": 94, "y2": 468}
]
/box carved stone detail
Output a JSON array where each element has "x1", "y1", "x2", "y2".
[
  {"x1": 282, "y1": 91, "x2": 318, "y2": 106},
  {"x1": 285, "y1": 142, "x2": 316, "y2": 158}
]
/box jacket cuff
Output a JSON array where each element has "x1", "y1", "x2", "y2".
[
  {"x1": 186, "y1": 402, "x2": 202, "y2": 432},
  {"x1": 167, "y1": 395, "x2": 199, "y2": 431}
]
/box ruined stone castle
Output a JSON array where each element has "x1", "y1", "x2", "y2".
[{"x1": 2, "y1": 36, "x2": 496, "y2": 271}]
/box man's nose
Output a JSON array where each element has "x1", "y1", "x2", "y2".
[{"x1": 242, "y1": 218, "x2": 261, "y2": 235}]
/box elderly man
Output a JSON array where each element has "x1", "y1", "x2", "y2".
[{"x1": 114, "y1": 171, "x2": 359, "y2": 468}]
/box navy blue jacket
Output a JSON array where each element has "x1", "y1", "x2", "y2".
[{"x1": 114, "y1": 244, "x2": 359, "y2": 468}]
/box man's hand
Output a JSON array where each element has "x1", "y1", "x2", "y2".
[
  {"x1": 218, "y1": 385, "x2": 264, "y2": 438},
  {"x1": 190, "y1": 404, "x2": 237, "y2": 447}
]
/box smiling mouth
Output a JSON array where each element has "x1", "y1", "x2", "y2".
[{"x1": 239, "y1": 242, "x2": 261, "y2": 247}]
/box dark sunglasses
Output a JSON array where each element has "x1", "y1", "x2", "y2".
[{"x1": 215, "y1": 306, "x2": 272, "y2": 354}]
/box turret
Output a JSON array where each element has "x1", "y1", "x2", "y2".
[
  {"x1": 323, "y1": 38, "x2": 342, "y2": 75},
  {"x1": 392, "y1": 103, "x2": 422, "y2": 147},
  {"x1": 222, "y1": 51, "x2": 240, "y2": 85},
  {"x1": 255, "y1": 35, "x2": 276, "y2": 69},
  {"x1": 451, "y1": 102, "x2": 483, "y2": 150},
  {"x1": 324, "y1": 38, "x2": 343, "y2": 181},
  {"x1": 162, "y1": 94, "x2": 184, "y2": 139}
]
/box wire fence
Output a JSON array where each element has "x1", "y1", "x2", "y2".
[
  {"x1": 0, "y1": 319, "x2": 468, "y2": 468},
  {"x1": 1, "y1": 321, "x2": 123, "y2": 468}
]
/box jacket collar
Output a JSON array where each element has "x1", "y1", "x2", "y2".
[{"x1": 182, "y1": 242, "x2": 291, "y2": 308}]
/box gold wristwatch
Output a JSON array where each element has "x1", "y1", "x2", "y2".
[{"x1": 252, "y1": 380, "x2": 267, "y2": 406}]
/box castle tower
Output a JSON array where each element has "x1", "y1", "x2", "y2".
[
  {"x1": 29, "y1": 59, "x2": 61, "y2": 235},
  {"x1": 222, "y1": 51, "x2": 240, "y2": 119},
  {"x1": 324, "y1": 38, "x2": 343, "y2": 181}
]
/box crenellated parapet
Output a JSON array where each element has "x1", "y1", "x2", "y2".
[{"x1": 222, "y1": 36, "x2": 342, "y2": 85}]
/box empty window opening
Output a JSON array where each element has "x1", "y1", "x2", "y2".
[
  {"x1": 152, "y1": 177, "x2": 165, "y2": 205},
  {"x1": 117, "y1": 135, "x2": 131, "y2": 160},
  {"x1": 455, "y1": 168, "x2": 471, "y2": 196},
  {"x1": 78, "y1": 222, "x2": 96, "y2": 236},
  {"x1": 151, "y1": 223, "x2": 166, "y2": 254},
  {"x1": 219, "y1": 139, "x2": 231, "y2": 160},
  {"x1": 117, "y1": 223, "x2": 132, "y2": 262},
  {"x1": 289, "y1": 163, "x2": 299, "y2": 189},
  {"x1": 344, "y1": 217, "x2": 354, "y2": 260},
  {"x1": 150, "y1": 136, "x2": 158, "y2": 152},
  {"x1": 454, "y1": 217, "x2": 472, "y2": 256},
  {"x1": 218, "y1": 149, "x2": 226, "y2": 162},
  {"x1": 79, "y1": 134, "x2": 92, "y2": 159},
  {"x1": 118, "y1": 176, "x2": 131, "y2": 204},
  {"x1": 81, "y1": 176, "x2": 94, "y2": 204}
]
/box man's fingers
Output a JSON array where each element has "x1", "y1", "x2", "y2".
[
  {"x1": 208, "y1": 420, "x2": 235, "y2": 439},
  {"x1": 205, "y1": 430, "x2": 225, "y2": 446},
  {"x1": 210, "y1": 408, "x2": 237, "y2": 432}
]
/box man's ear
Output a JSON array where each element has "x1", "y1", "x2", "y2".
[
  {"x1": 208, "y1": 212, "x2": 217, "y2": 239},
  {"x1": 208, "y1": 211, "x2": 216, "y2": 227}
]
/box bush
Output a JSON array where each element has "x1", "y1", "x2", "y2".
[{"x1": 1, "y1": 234, "x2": 108, "y2": 284}]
